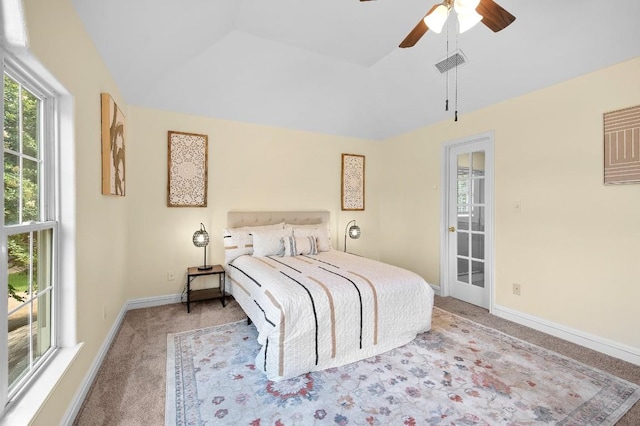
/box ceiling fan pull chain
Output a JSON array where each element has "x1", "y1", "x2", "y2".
[
  {"x1": 445, "y1": 16, "x2": 450, "y2": 112},
  {"x1": 454, "y1": 22, "x2": 459, "y2": 122}
]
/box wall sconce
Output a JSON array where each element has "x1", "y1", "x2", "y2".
[
  {"x1": 192, "y1": 223, "x2": 212, "y2": 270},
  {"x1": 344, "y1": 219, "x2": 361, "y2": 252}
]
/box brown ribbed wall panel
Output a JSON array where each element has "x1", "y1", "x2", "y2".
[{"x1": 604, "y1": 105, "x2": 640, "y2": 184}]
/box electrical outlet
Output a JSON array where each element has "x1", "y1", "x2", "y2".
[
  {"x1": 513, "y1": 283, "x2": 521, "y2": 296},
  {"x1": 167, "y1": 271, "x2": 175, "y2": 281}
]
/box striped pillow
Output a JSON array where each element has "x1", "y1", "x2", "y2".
[
  {"x1": 283, "y1": 236, "x2": 318, "y2": 257},
  {"x1": 292, "y1": 225, "x2": 331, "y2": 252}
]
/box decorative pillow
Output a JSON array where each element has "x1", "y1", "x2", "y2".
[
  {"x1": 223, "y1": 222, "x2": 284, "y2": 264},
  {"x1": 283, "y1": 236, "x2": 318, "y2": 257},
  {"x1": 251, "y1": 228, "x2": 292, "y2": 257},
  {"x1": 292, "y1": 224, "x2": 331, "y2": 252}
]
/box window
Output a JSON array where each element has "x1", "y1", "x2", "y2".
[{"x1": 2, "y1": 58, "x2": 58, "y2": 408}]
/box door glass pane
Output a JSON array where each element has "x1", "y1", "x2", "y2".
[
  {"x1": 457, "y1": 213, "x2": 469, "y2": 230},
  {"x1": 472, "y1": 233, "x2": 484, "y2": 260},
  {"x1": 457, "y1": 153, "x2": 470, "y2": 179},
  {"x1": 457, "y1": 179, "x2": 469, "y2": 214},
  {"x1": 472, "y1": 261, "x2": 485, "y2": 288},
  {"x1": 471, "y1": 151, "x2": 485, "y2": 177},
  {"x1": 471, "y1": 206, "x2": 485, "y2": 231},
  {"x1": 457, "y1": 257, "x2": 469, "y2": 283},
  {"x1": 457, "y1": 231, "x2": 469, "y2": 257},
  {"x1": 472, "y1": 178, "x2": 485, "y2": 204}
]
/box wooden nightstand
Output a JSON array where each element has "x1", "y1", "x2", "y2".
[{"x1": 186, "y1": 264, "x2": 227, "y2": 313}]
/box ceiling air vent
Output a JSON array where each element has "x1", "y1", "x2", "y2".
[{"x1": 434, "y1": 50, "x2": 467, "y2": 74}]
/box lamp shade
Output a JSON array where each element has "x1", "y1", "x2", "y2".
[
  {"x1": 423, "y1": 4, "x2": 449, "y2": 34},
  {"x1": 344, "y1": 220, "x2": 361, "y2": 252},
  {"x1": 193, "y1": 223, "x2": 212, "y2": 270},
  {"x1": 192, "y1": 224, "x2": 209, "y2": 247}
]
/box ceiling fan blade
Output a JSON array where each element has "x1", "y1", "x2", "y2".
[
  {"x1": 477, "y1": 0, "x2": 516, "y2": 32},
  {"x1": 399, "y1": 4, "x2": 440, "y2": 48}
]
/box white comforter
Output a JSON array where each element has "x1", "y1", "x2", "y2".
[{"x1": 226, "y1": 250, "x2": 434, "y2": 381}]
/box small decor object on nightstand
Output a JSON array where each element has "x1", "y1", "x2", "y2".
[
  {"x1": 344, "y1": 219, "x2": 361, "y2": 252},
  {"x1": 192, "y1": 223, "x2": 213, "y2": 270}
]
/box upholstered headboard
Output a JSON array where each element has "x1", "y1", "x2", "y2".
[{"x1": 227, "y1": 211, "x2": 330, "y2": 228}]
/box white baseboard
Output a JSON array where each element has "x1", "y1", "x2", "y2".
[
  {"x1": 492, "y1": 304, "x2": 640, "y2": 366},
  {"x1": 62, "y1": 293, "x2": 182, "y2": 425},
  {"x1": 127, "y1": 293, "x2": 182, "y2": 310},
  {"x1": 429, "y1": 284, "x2": 441, "y2": 296}
]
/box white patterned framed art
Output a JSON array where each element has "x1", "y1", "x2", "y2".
[
  {"x1": 167, "y1": 131, "x2": 208, "y2": 207},
  {"x1": 341, "y1": 153, "x2": 365, "y2": 211}
]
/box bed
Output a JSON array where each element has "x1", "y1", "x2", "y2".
[{"x1": 223, "y1": 211, "x2": 434, "y2": 381}]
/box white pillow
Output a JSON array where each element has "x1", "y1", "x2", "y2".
[
  {"x1": 223, "y1": 222, "x2": 284, "y2": 264},
  {"x1": 292, "y1": 224, "x2": 331, "y2": 252},
  {"x1": 252, "y1": 228, "x2": 292, "y2": 257},
  {"x1": 283, "y1": 236, "x2": 318, "y2": 257}
]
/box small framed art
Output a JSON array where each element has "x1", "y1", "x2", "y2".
[
  {"x1": 341, "y1": 153, "x2": 365, "y2": 211},
  {"x1": 167, "y1": 131, "x2": 208, "y2": 207}
]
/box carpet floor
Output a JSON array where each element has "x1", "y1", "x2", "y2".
[{"x1": 74, "y1": 296, "x2": 640, "y2": 425}]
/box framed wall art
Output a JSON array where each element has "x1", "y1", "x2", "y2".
[
  {"x1": 101, "y1": 93, "x2": 126, "y2": 196},
  {"x1": 341, "y1": 153, "x2": 365, "y2": 211},
  {"x1": 167, "y1": 131, "x2": 208, "y2": 207},
  {"x1": 604, "y1": 104, "x2": 640, "y2": 185}
]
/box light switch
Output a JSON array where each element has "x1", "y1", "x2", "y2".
[{"x1": 513, "y1": 200, "x2": 522, "y2": 213}]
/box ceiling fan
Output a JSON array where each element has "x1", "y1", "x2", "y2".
[{"x1": 361, "y1": 0, "x2": 516, "y2": 48}]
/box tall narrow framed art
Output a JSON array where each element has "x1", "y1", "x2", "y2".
[
  {"x1": 167, "y1": 131, "x2": 208, "y2": 207},
  {"x1": 341, "y1": 153, "x2": 365, "y2": 211},
  {"x1": 101, "y1": 93, "x2": 126, "y2": 196}
]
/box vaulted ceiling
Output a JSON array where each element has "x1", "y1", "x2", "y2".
[{"x1": 71, "y1": 0, "x2": 640, "y2": 140}]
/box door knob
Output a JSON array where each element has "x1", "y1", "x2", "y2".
[{"x1": 448, "y1": 226, "x2": 456, "y2": 232}]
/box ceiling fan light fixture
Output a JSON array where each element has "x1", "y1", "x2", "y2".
[
  {"x1": 423, "y1": 4, "x2": 449, "y2": 34},
  {"x1": 457, "y1": 9, "x2": 482, "y2": 33},
  {"x1": 453, "y1": 0, "x2": 480, "y2": 14}
]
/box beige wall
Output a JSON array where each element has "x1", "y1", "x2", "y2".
[
  {"x1": 17, "y1": 0, "x2": 640, "y2": 424},
  {"x1": 23, "y1": 0, "x2": 130, "y2": 424},
  {"x1": 126, "y1": 107, "x2": 380, "y2": 298},
  {"x1": 379, "y1": 57, "x2": 640, "y2": 351}
]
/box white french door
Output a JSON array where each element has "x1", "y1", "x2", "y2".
[{"x1": 441, "y1": 133, "x2": 494, "y2": 309}]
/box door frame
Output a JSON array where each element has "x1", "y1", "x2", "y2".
[{"x1": 439, "y1": 131, "x2": 495, "y2": 312}]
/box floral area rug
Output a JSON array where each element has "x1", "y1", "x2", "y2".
[{"x1": 166, "y1": 308, "x2": 639, "y2": 425}]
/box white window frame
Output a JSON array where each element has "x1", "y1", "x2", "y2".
[
  {"x1": 0, "y1": 49, "x2": 79, "y2": 426},
  {"x1": 1, "y1": 50, "x2": 59, "y2": 410}
]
